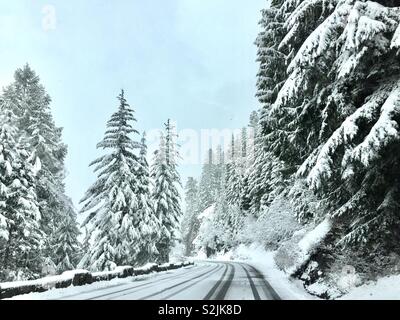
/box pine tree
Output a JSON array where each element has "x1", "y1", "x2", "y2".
[
  {"x1": 0, "y1": 110, "x2": 43, "y2": 281},
  {"x1": 264, "y1": 0, "x2": 400, "y2": 248},
  {"x1": 242, "y1": 123, "x2": 287, "y2": 216},
  {"x1": 1, "y1": 64, "x2": 77, "y2": 265},
  {"x1": 181, "y1": 177, "x2": 200, "y2": 256},
  {"x1": 198, "y1": 177, "x2": 243, "y2": 254},
  {"x1": 80, "y1": 90, "x2": 144, "y2": 271},
  {"x1": 213, "y1": 145, "x2": 225, "y2": 196},
  {"x1": 53, "y1": 208, "x2": 81, "y2": 273},
  {"x1": 135, "y1": 132, "x2": 160, "y2": 265},
  {"x1": 225, "y1": 135, "x2": 244, "y2": 207},
  {"x1": 151, "y1": 120, "x2": 182, "y2": 263},
  {"x1": 198, "y1": 149, "x2": 219, "y2": 212},
  {"x1": 246, "y1": 112, "x2": 259, "y2": 166}
]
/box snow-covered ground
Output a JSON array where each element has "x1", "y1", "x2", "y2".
[
  {"x1": 6, "y1": 246, "x2": 400, "y2": 300},
  {"x1": 201, "y1": 243, "x2": 400, "y2": 300},
  {"x1": 5, "y1": 262, "x2": 275, "y2": 300},
  {"x1": 339, "y1": 275, "x2": 400, "y2": 300},
  {"x1": 6, "y1": 276, "x2": 138, "y2": 300},
  {"x1": 5, "y1": 267, "x2": 188, "y2": 300}
]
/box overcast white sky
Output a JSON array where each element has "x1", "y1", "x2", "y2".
[{"x1": 0, "y1": 0, "x2": 266, "y2": 208}]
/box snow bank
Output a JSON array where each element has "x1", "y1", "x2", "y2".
[
  {"x1": 0, "y1": 261, "x2": 194, "y2": 300},
  {"x1": 298, "y1": 218, "x2": 331, "y2": 254},
  {"x1": 92, "y1": 266, "x2": 136, "y2": 281},
  {"x1": 0, "y1": 269, "x2": 92, "y2": 299},
  {"x1": 199, "y1": 204, "x2": 215, "y2": 220},
  {"x1": 275, "y1": 218, "x2": 331, "y2": 275},
  {"x1": 237, "y1": 196, "x2": 302, "y2": 250},
  {"x1": 339, "y1": 275, "x2": 400, "y2": 300}
]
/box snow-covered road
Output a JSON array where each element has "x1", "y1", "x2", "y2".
[{"x1": 10, "y1": 261, "x2": 281, "y2": 300}]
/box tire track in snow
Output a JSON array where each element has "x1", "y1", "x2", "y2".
[
  {"x1": 137, "y1": 264, "x2": 221, "y2": 300},
  {"x1": 241, "y1": 264, "x2": 261, "y2": 300},
  {"x1": 244, "y1": 263, "x2": 280, "y2": 300},
  {"x1": 213, "y1": 263, "x2": 235, "y2": 300},
  {"x1": 79, "y1": 265, "x2": 202, "y2": 300},
  {"x1": 155, "y1": 265, "x2": 224, "y2": 300},
  {"x1": 90, "y1": 265, "x2": 214, "y2": 300},
  {"x1": 203, "y1": 263, "x2": 229, "y2": 300}
]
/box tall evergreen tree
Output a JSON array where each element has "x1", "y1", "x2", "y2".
[
  {"x1": 225, "y1": 135, "x2": 244, "y2": 207},
  {"x1": 1, "y1": 64, "x2": 77, "y2": 265},
  {"x1": 198, "y1": 149, "x2": 219, "y2": 211},
  {"x1": 264, "y1": 0, "x2": 400, "y2": 248},
  {"x1": 0, "y1": 110, "x2": 43, "y2": 281},
  {"x1": 181, "y1": 177, "x2": 200, "y2": 256},
  {"x1": 80, "y1": 90, "x2": 144, "y2": 271},
  {"x1": 151, "y1": 120, "x2": 182, "y2": 263},
  {"x1": 255, "y1": 0, "x2": 288, "y2": 127},
  {"x1": 135, "y1": 132, "x2": 160, "y2": 265},
  {"x1": 53, "y1": 207, "x2": 81, "y2": 273}
]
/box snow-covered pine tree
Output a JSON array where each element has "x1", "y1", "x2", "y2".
[
  {"x1": 1, "y1": 64, "x2": 77, "y2": 266},
  {"x1": 53, "y1": 206, "x2": 81, "y2": 273},
  {"x1": 135, "y1": 132, "x2": 160, "y2": 265},
  {"x1": 198, "y1": 149, "x2": 219, "y2": 212},
  {"x1": 203, "y1": 179, "x2": 243, "y2": 253},
  {"x1": 265, "y1": 0, "x2": 400, "y2": 247},
  {"x1": 255, "y1": 0, "x2": 287, "y2": 109},
  {"x1": 0, "y1": 109, "x2": 43, "y2": 281},
  {"x1": 80, "y1": 90, "x2": 144, "y2": 271},
  {"x1": 243, "y1": 112, "x2": 288, "y2": 217},
  {"x1": 240, "y1": 127, "x2": 247, "y2": 159},
  {"x1": 213, "y1": 145, "x2": 225, "y2": 197},
  {"x1": 265, "y1": 0, "x2": 339, "y2": 168},
  {"x1": 151, "y1": 120, "x2": 182, "y2": 263},
  {"x1": 238, "y1": 0, "x2": 297, "y2": 219},
  {"x1": 241, "y1": 114, "x2": 258, "y2": 212},
  {"x1": 225, "y1": 135, "x2": 244, "y2": 206},
  {"x1": 246, "y1": 111, "x2": 259, "y2": 166},
  {"x1": 181, "y1": 177, "x2": 200, "y2": 256},
  {"x1": 164, "y1": 120, "x2": 183, "y2": 247},
  {"x1": 192, "y1": 141, "x2": 248, "y2": 253}
]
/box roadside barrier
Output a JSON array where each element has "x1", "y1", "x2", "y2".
[{"x1": 0, "y1": 260, "x2": 194, "y2": 300}]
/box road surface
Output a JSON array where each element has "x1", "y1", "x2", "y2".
[{"x1": 12, "y1": 261, "x2": 281, "y2": 300}]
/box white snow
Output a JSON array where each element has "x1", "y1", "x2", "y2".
[
  {"x1": 134, "y1": 263, "x2": 157, "y2": 272},
  {"x1": 5, "y1": 265, "x2": 193, "y2": 300},
  {"x1": 273, "y1": 218, "x2": 331, "y2": 276},
  {"x1": 306, "y1": 84, "x2": 392, "y2": 189},
  {"x1": 198, "y1": 204, "x2": 215, "y2": 220},
  {"x1": 5, "y1": 276, "x2": 135, "y2": 300},
  {"x1": 351, "y1": 82, "x2": 400, "y2": 166},
  {"x1": 298, "y1": 218, "x2": 331, "y2": 254},
  {"x1": 339, "y1": 275, "x2": 400, "y2": 300},
  {"x1": 391, "y1": 24, "x2": 400, "y2": 48},
  {"x1": 32, "y1": 157, "x2": 41, "y2": 176},
  {"x1": 0, "y1": 269, "x2": 88, "y2": 290},
  {"x1": 0, "y1": 214, "x2": 8, "y2": 240},
  {"x1": 306, "y1": 281, "x2": 334, "y2": 297}
]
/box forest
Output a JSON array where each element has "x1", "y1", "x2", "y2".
[
  {"x1": 181, "y1": 0, "x2": 400, "y2": 297},
  {"x1": 1, "y1": 0, "x2": 400, "y2": 299}
]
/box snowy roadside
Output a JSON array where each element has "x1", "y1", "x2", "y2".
[
  {"x1": 6, "y1": 276, "x2": 139, "y2": 300},
  {"x1": 338, "y1": 275, "x2": 400, "y2": 300},
  {"x1": 5, "y1": 266, "x2": 194, "y2": 300},
  {"x1": 195, "y1": 244, "x2": 319, "y2": 300},
  {"x1": 196, "y1": 243, "x2": 400, "y2": 300}
]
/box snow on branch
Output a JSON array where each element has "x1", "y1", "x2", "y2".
[
  {"x1": 306, "y1": 83, "x2": 395, "y2": 190},
  {"x1": 351, "y1": 82, "x2": 400, "y2": 166}
]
